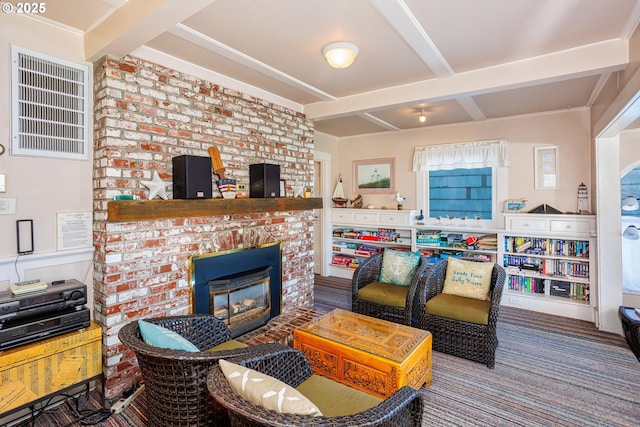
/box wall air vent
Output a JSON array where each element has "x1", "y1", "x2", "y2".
[{"x1": 10, "y1": 45, "x2": 89, "y2": 160}]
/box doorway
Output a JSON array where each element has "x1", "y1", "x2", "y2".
[{"x1": 313, "y1": 151, "x2": 330, "y2": 276}]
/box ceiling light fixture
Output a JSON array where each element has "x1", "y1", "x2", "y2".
[
  {"x1": 623, "y1": 225, "x2": 640, "y2": 240},
  {"x1": 622, "y1": 195, "x2": 639, "y2": 211},
  {"x1": 322, "y1": 42, "x2": 359, "y2": 69},
  {"x1": 419, "y1": 109, "x2": 426, "y2": 123}
]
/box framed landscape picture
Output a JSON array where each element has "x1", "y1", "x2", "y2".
[{"x1": 353, "y1": 158, "x2": 395, "y2": 194}]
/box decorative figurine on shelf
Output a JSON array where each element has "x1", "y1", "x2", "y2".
[
  {"x1": 351, "y1": 194, "x2": 363, "y2": 209},
  {"x1": 577, "y1": 182, "x2": 590, "y2": 214},
  {"x1": 332, "y1": 174, "x2": 348, "y2": 207},
  {"x1": 141, "y1": 171, "x2": 170, "y2": 200},
  {"x1": 292, "y1": 181, "x2": 305, "y2": 198},
  {"x1": 396, "y1": 192, "x2": 407, "y2": 210},
  {"x1": 415, "y1": 209, "x2": 425, "y2": 224}
]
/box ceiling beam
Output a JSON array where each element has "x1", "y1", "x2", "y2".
[
  {"x1": 369, "y1": 0, "x2": 453, "y2": 77},
  {"x1": 84, "y1": 0, "x2": 216, "y2": 61},
  {"x1": 304, "y1": 39, "x2": 629, "y2": 120}
]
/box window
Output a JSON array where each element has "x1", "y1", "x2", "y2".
[
  {"x1": 429, "y1": 167, "x2": 493, "y2": 219},
  {"x1": 11, "y1": 45, "x2": 90, "y2": 160},
  {"x1": 413, "y1": 139, "x2": 509, "y2": 227}
]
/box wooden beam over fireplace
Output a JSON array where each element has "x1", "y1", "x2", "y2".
[{"x1": 107, "y1": 197, "x2": 323, "y2": 222}]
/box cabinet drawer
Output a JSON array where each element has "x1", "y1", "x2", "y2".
[
  {"x1": 379, "y1": 212, "x2": 410, "y2": 226},
  {"x1": 331, "y1": 211, "x2": 354, "y2": 223},
  {"x1": 508, "y1": 218, "x2": 547, "y2": 232},
  {"x1": 353, "y1": 212, "x2": 379, "y2": 225},
  {"x1": 550, "y1": 219, "x2": 591, "y2": 234}
]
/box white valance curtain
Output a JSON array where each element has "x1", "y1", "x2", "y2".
[{"x1": 412, "y1": 139, "x2": 510, "y2": 171}]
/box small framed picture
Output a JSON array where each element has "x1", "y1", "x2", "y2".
[
  {"x1": 280, "y1": 179, "x2": 286, "y2": 197},
  {"x1": 534, "y1": 146, "x2": 559, "y2": 189}
]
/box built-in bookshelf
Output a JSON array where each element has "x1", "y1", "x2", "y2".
[
  {"x1": 329, "y1": 209, "x2": 415, "y2": 279},
  {"x1": 414, "y1": 226, "x2": 499, "y2": 262},
  {"x1": 499, "y1": 214, "x2": 596, "y2": 322}
]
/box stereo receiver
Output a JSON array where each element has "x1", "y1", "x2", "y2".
[
  {"x1": 0, "y1": 306, "x2": 90, "y2": 350},
  {"x1": 0, "y1": 279, "x2": 87, "y2": 325}
]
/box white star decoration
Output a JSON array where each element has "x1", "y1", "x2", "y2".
[{"x1": 141, "y1": 171, "x2": 170, "y2": 200}]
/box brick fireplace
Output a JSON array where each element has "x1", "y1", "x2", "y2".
[{"x1": 92, "y1": 55, "x2": 316, "y2": 399}]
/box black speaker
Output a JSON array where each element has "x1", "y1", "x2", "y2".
[
  {"x1": 249, "y1": 163, "x2": 280, "y2": 198},
  {"x1": 172, "y1": 155, "x2": 212, "y2": 199}
]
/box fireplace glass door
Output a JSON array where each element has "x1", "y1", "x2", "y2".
[{"x1": 208, "y1": 266, "x2": 271, "y2": 334}]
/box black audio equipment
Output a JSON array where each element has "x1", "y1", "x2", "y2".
[
  {"x1": 0, "y1": 306, "x2": 90, "y2": 350},
  {"x1": 0, "y1": 279, "x2": 87, "y2": 325},
  {"x1": 249, "y1": 163, "x2": 280, "y2": 198},
  {"x1": 173, "y1": 155, "x2": 213, "y2": 199}
]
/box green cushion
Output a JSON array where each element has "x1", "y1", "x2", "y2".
[
  {"x1": 138, "y1": 320, "x2": 200, "y2": 352},
  {"x1": 357, "y1": 281, "x2": 409, "y2": 308},
  {"x1": 425, "y1": 293, "x2": 491, "y2": 325},
  {"x1": 207, "y1": 339, "x2": 248, "y2": 352},
  {"x1": 296, "y1": 374, "x2": 382, "y2": 417},
  {"x1": 378, "y1": 248, "x2": 421, "y2": 286}
]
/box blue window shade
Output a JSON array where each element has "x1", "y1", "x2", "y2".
[{"x1": 429, "y1": 167, "x2": 492, "y2": 219}]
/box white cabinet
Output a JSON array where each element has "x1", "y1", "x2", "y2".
[{"x1": 499, "y1": 214, "x2": 597, "y2": 322}]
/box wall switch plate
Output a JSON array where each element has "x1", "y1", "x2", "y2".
[
  {"x1": 0, "y1": 198, "x2": 16, "y2": 214},
  {"x1": 0, "y1": 174, "x2": 5, "y2": 192}
]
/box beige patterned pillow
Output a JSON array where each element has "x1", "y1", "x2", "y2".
[
  {"x1": 218, "y1": 359, "x2": 323, "y2": 417},
  {"x1": 442, "y1": 258, "x2": 494, "y2": 300}
]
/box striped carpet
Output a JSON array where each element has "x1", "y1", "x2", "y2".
[{"x1": 12, "y1": 274, "x2": 640, "y2": 426}]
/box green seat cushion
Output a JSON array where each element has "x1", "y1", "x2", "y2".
[
  {"x1": 357, "y1": 281, "x2": 409, "y2": 308},
  {"x1": 296, "y1": 374, "x2": 382, "y2": 417},
  {"x1": 207, "y1": 339, "x2": 248, "y2": 352},
  {"x1": 425, "y1": 293, "x2": 491, "y2": 325}
]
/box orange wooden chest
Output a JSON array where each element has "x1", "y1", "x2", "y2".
[{"x1": 293, "y1": 309, "x2": 431, "y2": 399}]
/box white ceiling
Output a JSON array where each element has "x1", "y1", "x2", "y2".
[{"x1": 29, "y1": 0, "x2": 640, "y2": 137}]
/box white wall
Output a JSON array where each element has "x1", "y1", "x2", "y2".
[{"x1": 0, "y1": 15, "x2": 93, "y2": 289}]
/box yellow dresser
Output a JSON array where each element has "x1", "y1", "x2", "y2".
[{"x1": 0, "y1": 321, "x2": 102, "y2": 415}]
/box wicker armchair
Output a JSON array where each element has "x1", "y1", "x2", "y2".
[
  {"x1": 352, "y1": 252, "x2": 430, "y2": 325},
  {"x1": 412, "y1": 258, "x2": 506, "y2": 368},
  {"x1": 207, "y1": 344, "x2": 424, "y2": 427},
  {"x1": 618, "y1": 306, "x2": 640, "y2": 362},
  {"x1": 118, "y1": 314, "x2": 262, "y2": 427}
]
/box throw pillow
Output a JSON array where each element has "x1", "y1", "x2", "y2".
[
  {"x1": 378, "y1": 248, "x2": 422, "y2": 286},
  {"x1": 442, "y1": 258, "x2": 494, "y2": 301},
  {"x1": 219, "y1": 359, "x2": 322, "y2": 417},
  {"x1": 137, "y1": 320, "x2": 200, "y2": 352}
]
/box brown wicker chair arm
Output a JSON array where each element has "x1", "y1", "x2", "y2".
[
  {"x1": 422, "y1": 259, "x2": 448, "y2": 301},
  {"x1": 404, "y1": 257, "x2": 431, "y2": 325},
  {"x1": 230, "y1": 343, "x2": 313, "y2": 388},
  {"x1": 487, "y1": 264, "x2": 506, "y2": 325},
  {"x1": 119, "y1": 315, "x2": 237, "y2": 362},
  {"x1": 352, "y1": 253, "x2": 383, "y2": 295}
]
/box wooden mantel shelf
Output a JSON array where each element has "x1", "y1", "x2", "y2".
[{"x1": 107, "y1": 197, "x2": 323, "y2": 222}]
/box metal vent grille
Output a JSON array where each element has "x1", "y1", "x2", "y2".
[{"x1": 11, "y1": 46, "x2": 89, "y2": 160}]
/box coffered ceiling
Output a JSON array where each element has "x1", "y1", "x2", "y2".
[{"x1": 23, "y1": 0, "x2": 640, "y2": 136}]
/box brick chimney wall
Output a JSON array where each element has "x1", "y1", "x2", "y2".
[{"x1": 92, "y1": 55, "x2": 315, "y2": 399}]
